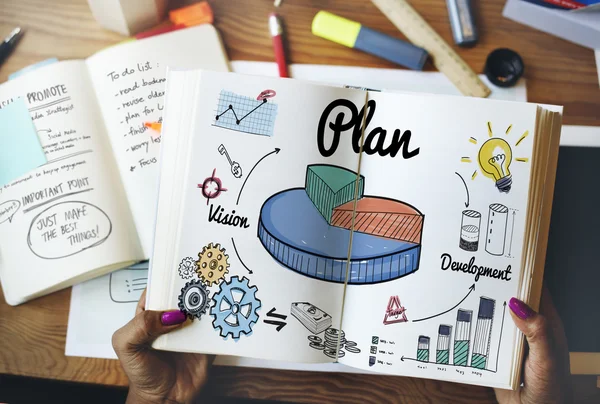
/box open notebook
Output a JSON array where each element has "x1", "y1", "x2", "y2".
[
  {"x1": 147, "y1": 71, "x2": 562, "y2": 389},
  {"x1": 0, "y1": 25, "x2": 229, "y2": 305}
]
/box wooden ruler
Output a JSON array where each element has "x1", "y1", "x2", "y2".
[{"x1": 371, "y1": 0, "x2": 491, "y2": 98}]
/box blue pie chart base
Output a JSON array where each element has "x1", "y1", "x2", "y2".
[{"x1": 258, "y1": 189, "x2": 421, "y2": 284}]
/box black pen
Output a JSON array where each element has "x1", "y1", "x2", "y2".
[{"x1": 0, "y1": 27, "x2": 24, "y2": 67}]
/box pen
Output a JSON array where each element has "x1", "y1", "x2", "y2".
[
  {"x1": 446, "y1": 0, "x2": 478, "y2": 47},
  {"x1": 0, "y1": 27, "x2": 24, "y2": 67},
  {"x1": 269, "y1": 13, "x2": 289, "y2": 78}
]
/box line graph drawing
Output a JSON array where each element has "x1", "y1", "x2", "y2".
[{"x1": 213, "y1": 90, "x2": 278, "y2": 137}]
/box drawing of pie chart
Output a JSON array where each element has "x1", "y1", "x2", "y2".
[{"x1": 258, "y1": 164, "x2": 424, "y2": 284}]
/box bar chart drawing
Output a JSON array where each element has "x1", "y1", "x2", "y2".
[
  {"x1": 436, "y1": 325, "x2": 452, "y2": 365},
  {"x1": 471, "y1": 297, "x2": 496, "y2": 369},
  {"x1": 406, "y1": 296, "x2": 503, "y2": 373},
  {"x1": 417, "y1": 336, "x2": 430, "y2": 362},
  {"x1": 454, "y1": 309, "x2": 473, "y2": 366}
]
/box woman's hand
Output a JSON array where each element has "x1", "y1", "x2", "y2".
[
  {"x1": 112, "y1": 289, "x2": 213, "y2": 404},
  {"x1": 495, "y1": 288, "x2": 572, "y2": 404}
]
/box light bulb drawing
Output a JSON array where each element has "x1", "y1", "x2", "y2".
[
  {"x1": 460, "y1": 122, "x2": 530, "y2": 193},
  {"x1": 478, "y1": 137, "x2": 513, "y2": 193}
]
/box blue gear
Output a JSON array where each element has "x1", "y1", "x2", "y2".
[{"x1": 211, "y1": 276, "x2": 261, "y2": 339}]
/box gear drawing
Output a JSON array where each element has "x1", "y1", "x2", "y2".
[
  {"x1": 196, "y1": 242, "x2": 229, "y2": 286},
  {"x1": 178, "y1": 257, "x2": 196, "y2": 280},
  {"x1": 178, "y1": 280, "x2": 210, "y2": 320},
  {"x1": 211, "y1": 276, "x2": 261, "y2": 339}
]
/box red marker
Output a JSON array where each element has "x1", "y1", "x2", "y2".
[{"x1": 269, "y1": 13, "x2": 289, "y2": 78}]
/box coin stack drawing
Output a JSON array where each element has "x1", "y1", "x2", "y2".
[{"x1": 307, "y1": 328, "x2": 361, "y2": 359}]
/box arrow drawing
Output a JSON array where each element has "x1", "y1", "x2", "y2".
[
  {"x1": 264, "y1": 307, "x2": 287, "y2": 331},
  {"x1": 263, "y1": 319, "x2": 287, "y2": 332},
  {"x1": 266, "y1": 307, "x2": 287, "y2": 320},
  {"x1": 455, "y1": 172, "x2": 470, "y2": 207},
  {"x1": 494, "y1": 301, "x2": 507, "y2": 372},
  {"x1": 412, "y1": 284, "x2": 475, "y2": 323},
  {"x1": 236, "y1": 148, "x2": 281, "y2": 205},
  {"x1": 231, "y1": 237, "x2": 253, "y2": 274}
]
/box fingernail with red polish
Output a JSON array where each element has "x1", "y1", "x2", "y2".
[
  {"x1": 161, "y1": 310, "x2": 187, "y2": 326},
  {"x1": 509, "y1": 297, "x2": 536, "y2": 320}
]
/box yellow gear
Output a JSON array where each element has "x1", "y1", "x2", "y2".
[{"x1": 196, "y1": 242, "x2": 229, "y2": 286}]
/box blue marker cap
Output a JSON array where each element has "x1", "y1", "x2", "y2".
[{"x1": 354, "y1": 27, "x2": 429, "y2": 71}]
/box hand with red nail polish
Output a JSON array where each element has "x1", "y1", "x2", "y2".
[
  {"x1": 494, "y1": 288, "x2": 572, "y2": 404},
  {"x1": 112, "y1": 289, "x2": 213, "y2": 404}
]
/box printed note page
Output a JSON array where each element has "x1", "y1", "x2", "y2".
[
  {"x1": 336, "y1": 91, "x2": 539, "y2": 388},
  {"x1": 86, "y1": 25, "x2": 229, "y2": 257},
  {"x1": 150, "y1": 71, "x2": 368, "y2": 363},
  {"x1": 0, "y1": 61, "x2": 143, "y2": 305}
]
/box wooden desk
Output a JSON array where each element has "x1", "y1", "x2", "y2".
[{"x1": 0, "y1": 0, "x2": 598, "y2": 403}]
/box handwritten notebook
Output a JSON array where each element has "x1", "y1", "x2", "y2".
[
  {"x1": 147, "y1": 71, "x2": 562, "y2": 390},
  {"x1": 0, "y1": 25, "x2": 229, "y2": 305}
]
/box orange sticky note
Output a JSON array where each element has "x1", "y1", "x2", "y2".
[{"x1": 169, "y1": 2, "x2": 213, "y2": 26}]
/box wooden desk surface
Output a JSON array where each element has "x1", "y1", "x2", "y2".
[{"x1": 0, "y1": 0, "x2": 598, "y2": 403}]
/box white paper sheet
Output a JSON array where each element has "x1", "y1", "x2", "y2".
[
  {"x1": 67, "y1": 62, "x2": 529, "y2": 374},
  {"x1": 86, "y1": 25, "x2": 230, "y2": 257},
  {"x1": 66, "y1": 262, "x2": 148, "y2": 358},
  {"x1": 230, "y1": 61, "x2": 528, "y2": 102}
]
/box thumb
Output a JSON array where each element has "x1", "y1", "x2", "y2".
[
  {"x1": 113, "y1": 309, "x2": 187, "y2": 355},
  {"x1": 508, "y1": 297, "x2": 556, "y2": 380}
]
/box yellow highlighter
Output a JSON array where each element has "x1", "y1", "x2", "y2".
[{"x1": 312, "y1": 11, "x2": 428, "y2": 71}]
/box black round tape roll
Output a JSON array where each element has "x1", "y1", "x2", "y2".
[{"x1": 484, "y1": 48, "x2": 524, "y2": 88}]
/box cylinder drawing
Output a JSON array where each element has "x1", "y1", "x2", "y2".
[
  {"x1": 436, "y1": 324, "x2": 452, "y2": 365},
  {"x1": 485, "y1": 203, "x2": 508, "y2": 256},
  {"x1": 459, "y1": 210, "x2": 481, "y2": 251},
  {"x1": 454, "y1": 309, "x2": 472, "y2": 366},
  {"x1": 417, "y1": 336, "x2": 430, "y2": 362},
  {"x1": 471, "y1": 297, "x2": 496, "y2": 369}
]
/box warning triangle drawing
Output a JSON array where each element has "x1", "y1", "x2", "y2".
[{"x1": 383, "y1": 295, "x2": 408, "y2": 325}]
